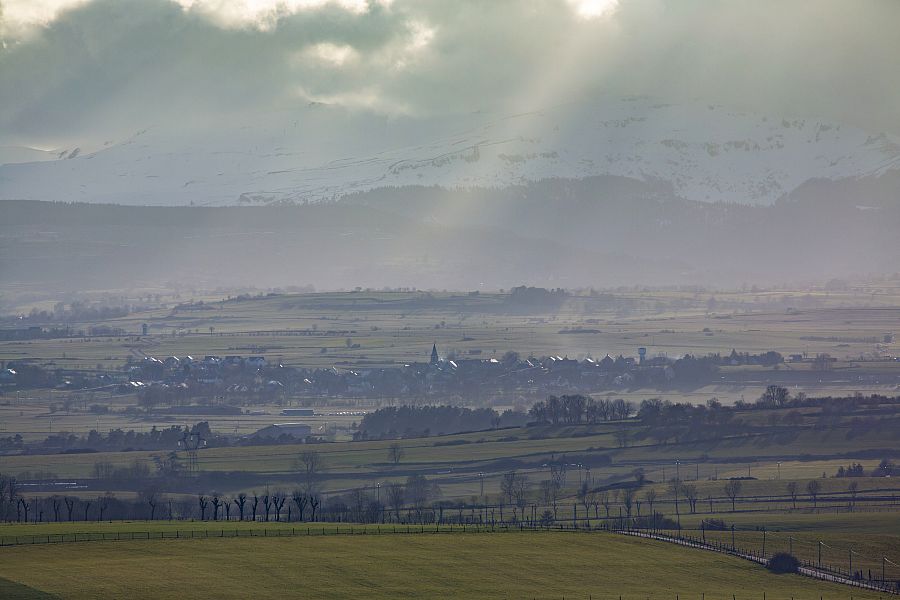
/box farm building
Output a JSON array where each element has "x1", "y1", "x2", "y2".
[
  {"x1": 251, "y1": 423, "x2": 312, "y2": 440},
  {"x1": 281, "y1": 408, "x2": 315, "y2": 417}
]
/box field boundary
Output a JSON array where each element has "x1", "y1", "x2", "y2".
[
  {"x1": 617, "y1": 529, "x2": 899, "y2": 595},
  {"x1": 0, "y1": 523, "x2": 593, "y2": 549}
]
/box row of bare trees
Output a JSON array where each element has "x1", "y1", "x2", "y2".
[{"x1": 194, "y1": 490, "x2": 320, "y2": 522}]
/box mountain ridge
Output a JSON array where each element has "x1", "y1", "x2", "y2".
[{"x1": 2, "y1": 97, "x2": 898, "y2": 207}]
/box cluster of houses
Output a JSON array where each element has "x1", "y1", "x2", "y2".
[
  {"x1": 117, "y1": 345, "x2": 685, "y2": 405},
  {"x1": 3, "y1": 345, "x2": 795, "y2": 404},
  {"x1": 120, "y1": 354, "x2": 284, "y2": 398}
]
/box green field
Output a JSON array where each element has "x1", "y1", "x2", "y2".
[
  {"x1": 658, "y1": 511, "x2": 900, "y2": 581},
  {"x1": 3, "y1": 416, "x2": 897, "y2": 506},
  {"x1": 0, "y1": 528, "x2": 889, "y2": 599}
]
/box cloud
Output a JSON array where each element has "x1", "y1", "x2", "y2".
[
  {"x1": 1, "y1": 0, "x2": 899, "y2": 149},
  {"x1": 568, "y1": 0, "x2": 619, "y2": 19}
]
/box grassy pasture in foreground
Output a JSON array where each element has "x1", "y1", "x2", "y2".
[{"x1": 0, "y1": 530, "x2": 888, "y2": 600}]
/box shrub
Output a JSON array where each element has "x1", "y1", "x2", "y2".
[
  {"x1": 767, "y1": 553, "x2": 800, "y2": 574},
  {"x1": 702, "y1": 518, "x2": 728, "y2": 531},
  {"x1": 631, "y1": 512, "x2": 678, "y2": 530}
]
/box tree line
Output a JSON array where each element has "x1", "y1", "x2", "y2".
[
  {"x1": 528, "y1": 395, "x2": 634, "y2": 425},
  {"x1": 355, "y1": 405, "x2": 528, "y2": 440}
]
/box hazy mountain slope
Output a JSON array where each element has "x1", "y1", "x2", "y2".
[
  {"x1": 342, "y1": 178, "x2": 900, "y2": 281},
  {"x1": 0, "y1": 199, "x2": 686, "y2": 295},
  {"x1": 0, "y1": 146, "x2": 60, "y2": 165},
  {"x1": 2, "y1": 179, "x2": 898, "y2": 296},
  {"x1": 2, "y1": 98, "x2": 898, "y2": 207}
]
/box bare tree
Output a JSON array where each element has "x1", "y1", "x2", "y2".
[
  {"x1": 272, "y1": 492, "x2": 285, "y2": 521},
  {"x1": 292, "y1": 490, "x2": 308, "y2": 522},
  {"x1": 262, "y1": 493, "x2": 272, "y2": 522},
  {"x1": 97, "y1": 496, "x2": 109, "y2": 521},
  {"x1": 405, "y1": 474, "x2": 433, "y2": 519},
  {"x1": 18, "y1": 498, "x2": 30, "y2": 523},
  {"x1": 599, "y1": 490, "x2": 612, "y2": 519},
  {"x1": 806, "y1": 479, "x2": 821, "y2": 508},
  {"x1": 387, "y1": 483, "x2": 404, "y2": 522},
  {"x1": 682, "y1": 483, "x2": 699, "y2": 514},
  {"x1": 211, "y1": 496, "x2": 221, "y2": 521},
  {"x1": 298, "y1": 450, "x2": 323, "y2": 494},
  {"x1": 786, "y1": 481, "x2": 798, "y2": 509},
  {"x1": 82, "y1": 500, "x2": 92, "y2": 522},
  {"x1": 500, "y1": 471, "x2": 519, "y2": 505},
  {"x1": 198, "y1": 495, "x2": 208, "y2": 520},
  {"x1": 0, "y1": 475, "x2": 8, "y2": 520},
  {"x1": 669, "y1": 478, "x2": 682, "y2": 515},
  {"x1": 2, "y1": 476, "x2": 19, "y2": 521},
  {"x1": 388, "y1": 443, "x2": 404, "y2": 466},
  {"x1": 250, "y1": 493, "x2": 259, "y2": 522},
  {"x1": 724, "y1": 480, "x2": 742, "y2": 512},
  {"x1": 644, "y1": 488, "x2": 657, "y2": 516},
  {"x1": 309, "y1": 495, "x2": 320, "y2": 521},
  {"x1": 847, "y1": 480, "x2": 859, "y2": 510},
  {"x1": 514, "y1": 474, "x2": 530, "y2": 522},
  {"x1": 577, "y1": 481, "x2": 596, "y2": 524},
  {"x1": 622, "y1": 488, "x2": 635, "y2": 519},
  {"x1": 539, "y1": 480, "x2": 556, "y2": 506},
  {"x1": 64, "y1": 497, "x2": 75, "y2": 521},
  {"x1": 147, "y1": 492, "x2": 158, "y2": 521},
  {"x1": 52, "y1": 497, "x2": 61, "y2": 522},
  {"x1": 234, "y1": 493, "x2": 247, "y2": 521}
]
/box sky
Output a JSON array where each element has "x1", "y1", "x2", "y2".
[{"x1": 1, "y1": 0, "x2": 900, "y2": 149}]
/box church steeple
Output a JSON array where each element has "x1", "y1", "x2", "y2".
[{"x1": 430, "y1": 343, "x2": 439, "y2": 365}]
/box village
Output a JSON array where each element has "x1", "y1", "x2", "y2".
[{"x1": 1, "y1": 345, "x2": 799, "y2": 408}]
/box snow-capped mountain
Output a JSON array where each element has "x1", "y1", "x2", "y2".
[{"x1": 2, "y1": 97, "x2": 899, "y2": 206}]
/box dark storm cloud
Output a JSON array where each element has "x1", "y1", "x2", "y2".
[{"x1": 1, "y1": 0, "x2": 899, "y2": 148}]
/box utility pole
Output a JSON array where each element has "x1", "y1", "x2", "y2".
[{"x1": 674, "y1": 459, "x2": 680, "y2": 516}]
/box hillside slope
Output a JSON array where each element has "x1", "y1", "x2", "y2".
[{"x1": 2, "y1": 98, "x2": 898, "y2": 207}]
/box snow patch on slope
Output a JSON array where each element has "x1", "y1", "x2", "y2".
[{"x1": 1, "y1": 97, "x2": 898, "y2": 206}]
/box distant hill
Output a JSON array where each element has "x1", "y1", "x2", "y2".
[{"x1": 2, "y1": 178, "x2": 898, "y2": 294}]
